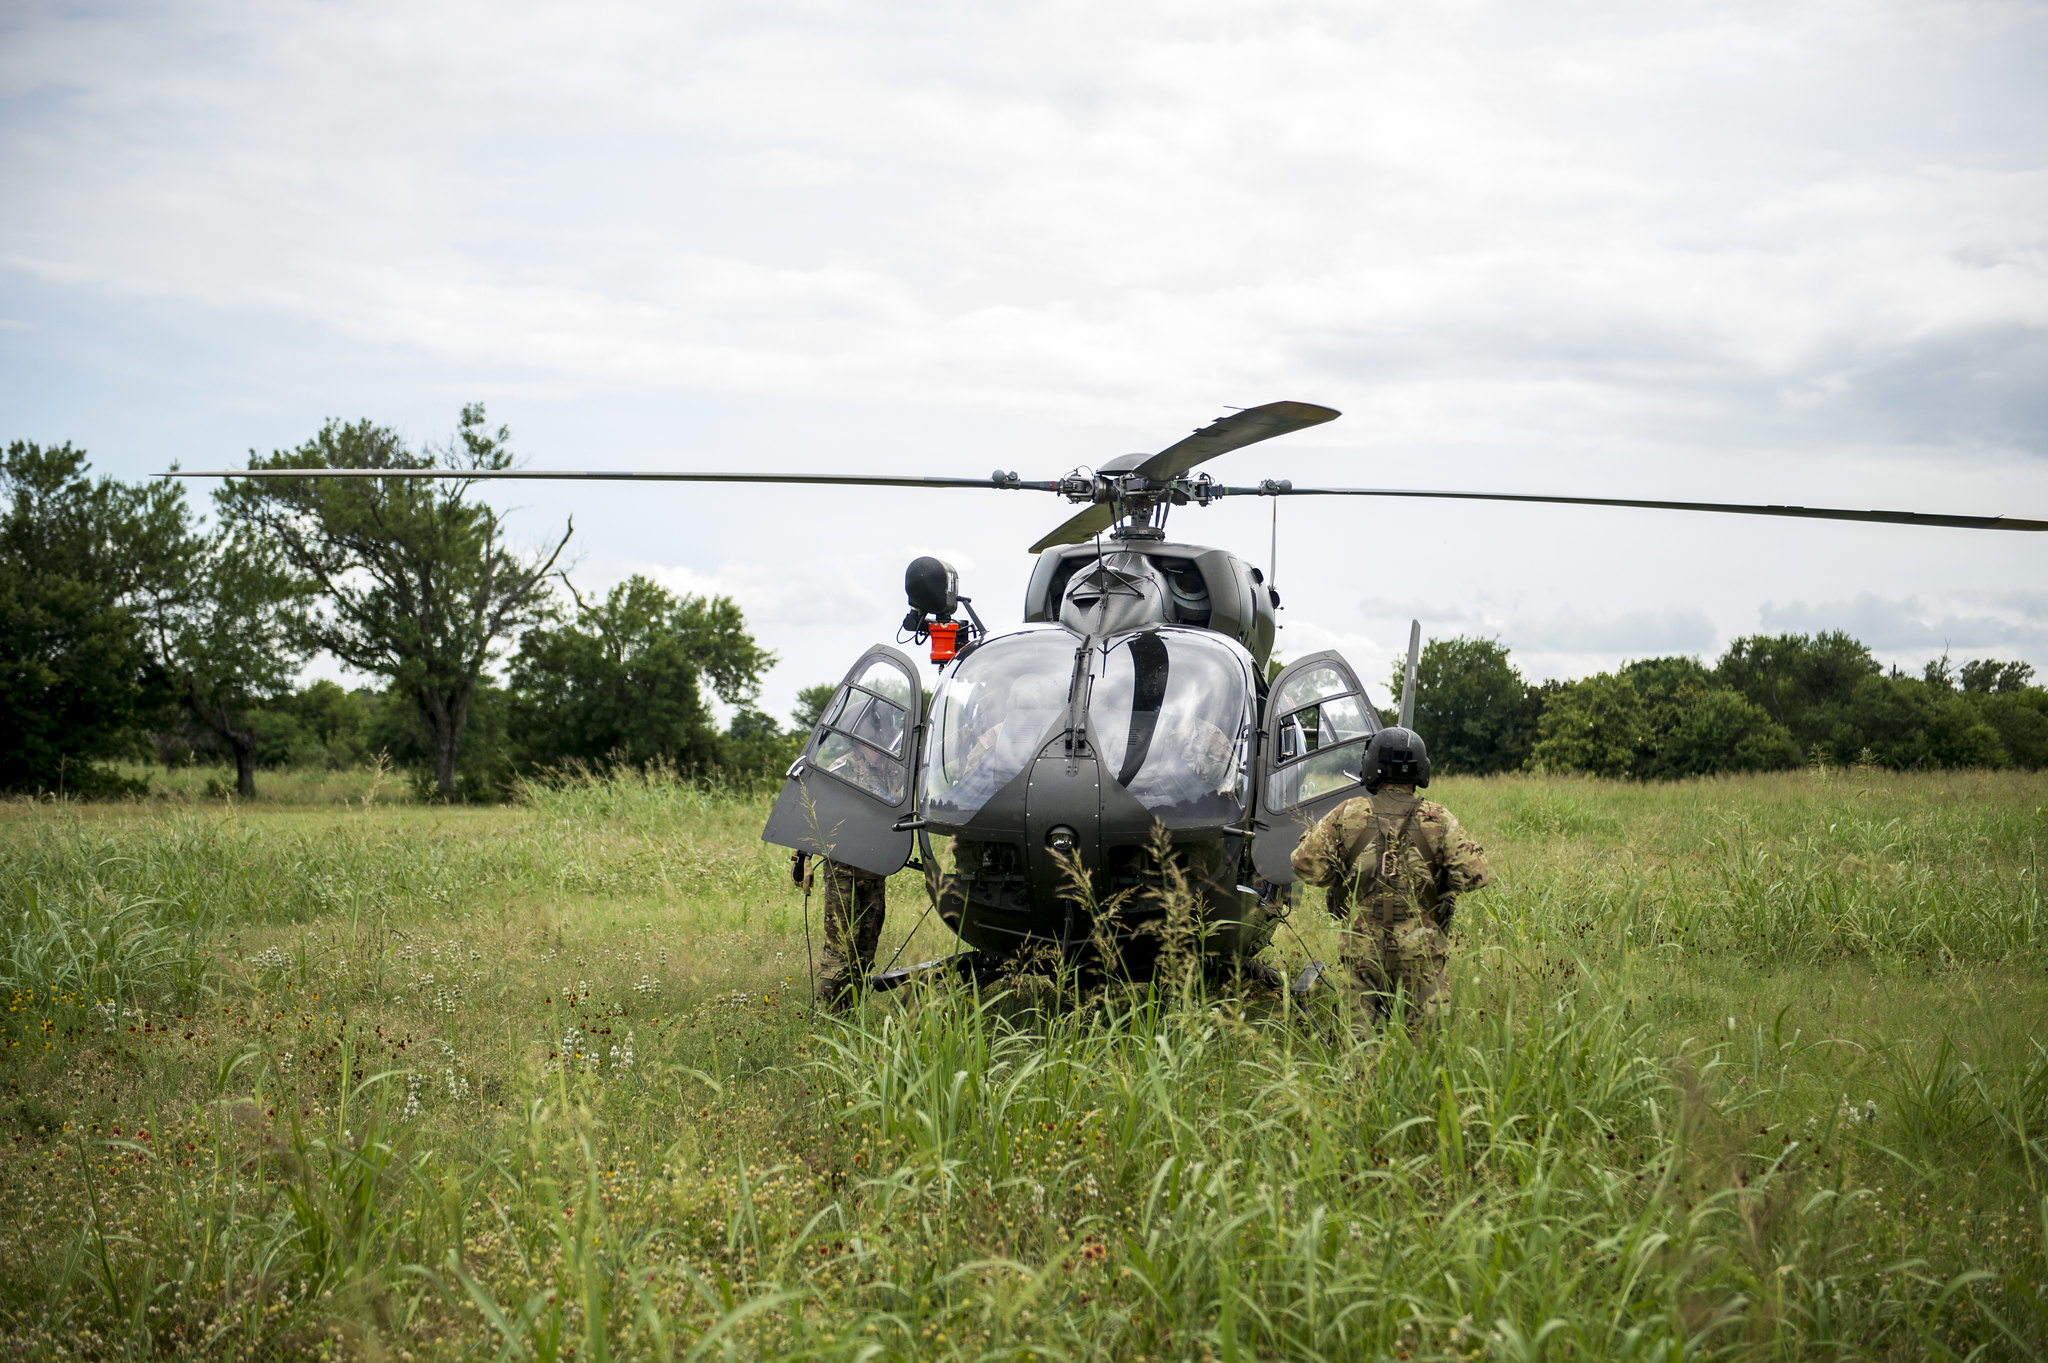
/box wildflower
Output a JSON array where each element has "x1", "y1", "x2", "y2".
[{"x1": 402, "y1": 1072, "x2": 422, "y2": 1122}]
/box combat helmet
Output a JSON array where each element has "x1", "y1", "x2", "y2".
[{"x1": 1361, "y1": 726, "x2": 1430, "y2": 791}]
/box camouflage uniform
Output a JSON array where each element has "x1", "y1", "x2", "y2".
[
  {"x1": 1290, "y1": 786, "x2": 1490, "y2": 1025},
  {"x1": 809, "y1": 858, "x2": 886, "y2": 1008}
]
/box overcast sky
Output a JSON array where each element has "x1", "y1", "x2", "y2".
[{"x1": 4, "y1": 0, "x2": 2044, "y2": 721}]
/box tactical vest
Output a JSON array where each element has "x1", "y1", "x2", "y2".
[{"x1": 1352, "y1": 801, "x2": 1436, "y2": 927}]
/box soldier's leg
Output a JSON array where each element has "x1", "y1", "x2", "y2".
[
  {"x1": 1387, "y1": 918, "x2": 1453, "y2": 1029},
  {"x1": 1337, "y1": 913, "x2": 1396, "y2": 1024},
  {"x1": 811, "y1": 859, "x2": 860, "y2": 998},
  {"x1": 847, "y1": 870, "x2": 887, "y2": 978}
]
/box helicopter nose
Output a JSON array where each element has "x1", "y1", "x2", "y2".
[{"x1": 1022, "y1": 748, "x2": 1102, "y2": 925}]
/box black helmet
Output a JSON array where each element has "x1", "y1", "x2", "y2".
[{"x1": 1361, "y1": 726, "x2": 1430, "y2": 791}]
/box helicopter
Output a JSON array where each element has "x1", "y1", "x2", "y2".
[{"x1": 174, "y1": 400, "x2": 2047, "y2": 989}]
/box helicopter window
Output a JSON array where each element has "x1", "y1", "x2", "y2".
[
  {"x1": 806, "y1": 657, "x2": 915, "y2": 803},
  {"x1": 1276, "y1": 693, "x2": 1372, "y2": 760},
  {"x1": 816, "y1": 730, "x2": 906, "y2": 802},
  {"x1": 1265, "y1": 743, "x2": 1364, "y2": 808},
  {"x1": 1089, "y1": 630, "x2": 1252, "y2": 827},
  {"x1": 1265, "y1": 660, "x2": 1379, "y2": 811},
  {"x1": 840, "y1": 690, "x2": 908, "y2": 756},
  {"x1": 1273, "y1": 663, "x2": 1352, "y2": 717},
  {"x1": 852, "y1": 659, "x2": 913, "y2": 708},
  {"x1": 923, "y1": 631, "x2": 1081, "y2": 819}
]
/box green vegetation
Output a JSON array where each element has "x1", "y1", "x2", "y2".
[
  {"x1": 1402, "y1": 631, "x2": 2048, "y2": 778},
  {"x1": 1, "y1": 769, "x2": 2042, "y2": 1359},
  {"x1": 4, "y1": 411, "x2": 800, "y2": 803}
]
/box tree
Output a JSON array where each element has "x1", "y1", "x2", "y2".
[
  {"x1": 140, "y1": 518, "x2": 313, "y2": 798},
  {"x1": 218, "y1": 405, "x2": 569, "y2": 797},
  {"x1": 1828, "y1": 674, "x2": 2008, "y2": 769},
  {"x1": 791, "y1": 683, "x2": 840, "y2": 734},
  {"x1": 1, "y1": 441, "x2": 187, "y2": 794},
  {"x1": 1715, "y1": 632, "x2": 1879, "y2": 752},
  {"x1": 1635, "y1": 686, "x2": 1801, "y2": 778},
  {"x1": 508, "y1": 574, "x2": 775, "y2": 772},
  {"x1": 1967, "y1": 689, "x2": 2048, "y2": 768},
  {"x1": 1387, "y1": 635, "x2": 1545, "y2": 775},
  {"x1": 1960, "y1": 658, "x2": 2036, "y2": 695},
  {"x1": 1527, "y1": 672, "x2": 1649, "y2": 777}
]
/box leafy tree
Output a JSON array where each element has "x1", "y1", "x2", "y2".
[
  {"x1": 1, "y1": 441, "x2": 186, "y2": 794},
  {"x1": 718, "y1": 706, "x2": 802, "y2": 782},
  {"x1": 1967, "y1": 689, "x2": 2048, "y2": 768},
  {"x1": 1828, "y1": 675, "x2": 2008, "y2": 769},
  {"x1": 508, "y1": 574, "x2": 775, "y2": 772},
  {"x1": 1527, "y1": 672, "x2": 1649, "y2": 777},
  {"x1": 140, "y1": 519, "x2": 314, "y2": 797},
  {"x1": 1960, "y1": 658, "x2": 2036, "y2": 695},
  {"x1": 1636, "y1": 686, "x2": 1802, "y2": 779},
  {"x1": 218, "y1": 405, "x2": 569, "y2": 797},
  {"x1": 1388, "y1": 636, "x2": 1545, "y2": 774},
  {"x1": 791, "y1": 683, "x2": 840, "y2": 734},
  {"x1": 240, "y1": 681, "x2": 377, "y2": 770},
  {"x1": 1715, "y1": 632, "x2": 1879, "y2": 752},
  {"x1": 1528, "y1": 658, "x2": 1799, "y2": 779},
  {"x1": 1620, "y1": 655, "x2": 1712, "y2": 701}
]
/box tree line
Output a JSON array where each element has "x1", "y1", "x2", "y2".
[
  {"x1": 11, "y1": 405, "x2": 2044, "y2": 799},
  {"x1": 1396, "y1": 632, "x2": 2048, "y2": 778},
  {"x1": 2, "y1": 407, "x2": 801, "y2": 800}
]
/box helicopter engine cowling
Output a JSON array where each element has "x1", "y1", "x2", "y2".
[{"x1": 1056, "y1": 552, "x2": 1168, "y2": 636}]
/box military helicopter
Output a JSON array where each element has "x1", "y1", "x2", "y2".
[{"x1": 175, "y1": 400, "x2": 2046, "y2": 988}]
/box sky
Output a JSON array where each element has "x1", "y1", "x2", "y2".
[{"x1": 3, "y1": 0, "x2": 2045, "y2": 722}]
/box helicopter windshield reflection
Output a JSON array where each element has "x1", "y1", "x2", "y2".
[
  {"x1": 1089, "y1": 629, "x2": 1252, "y2": 827},
  {"x1": 924, "y1": 630, "x2": 1079, "y2": 819}
]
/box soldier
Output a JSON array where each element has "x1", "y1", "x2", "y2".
[
  {"x1": 808, "y1": 857, "x2": 887, "y2": 1010},
  {"x1": 808, "y1": 737, "x2": 898, "y2": 1009},
  {"x1": 1290, "y1": 726, "x2": 1489, "y2": 1027}
]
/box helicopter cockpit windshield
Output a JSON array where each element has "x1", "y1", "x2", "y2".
[
  {"x1": 924, "y1": 630, "x2": 1081, "y2": 820},
  {"x1": 1088, "y1": 629, "x2": 1253, "y2": 827}
]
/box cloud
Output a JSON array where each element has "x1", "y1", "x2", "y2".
[
  {"x1": 1759, "y1": 592, "x2": 2048, "y2": 655},
  {"x1": 4, "y1": 0, "x2": 2045, "y2": 720},
  {"x1": 3, "y1": 0, "x2": 2044, "y2": 450},
  {"x1": 1514, "y1": 607, "x2": 1719, "y2": 658}
]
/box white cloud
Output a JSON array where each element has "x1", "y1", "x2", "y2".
[{"x1": 4, "y1": 0, "x2": 2045, "y2": 721}]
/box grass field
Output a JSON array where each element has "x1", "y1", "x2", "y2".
[{"x1": 1, "y1": 768, "x2": 2044, "y2": 1360}]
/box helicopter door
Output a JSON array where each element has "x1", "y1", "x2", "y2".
[
  {"x1": 1251, "y1": 651, "x2": 1380, "y2": 883},
  {"x1": 762, "y1": 646, "x2": 924, "y2": 877}
]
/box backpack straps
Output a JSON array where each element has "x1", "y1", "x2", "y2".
[{"x1": 1373, "y1": 803, "x2": 1424, "y2": 928}]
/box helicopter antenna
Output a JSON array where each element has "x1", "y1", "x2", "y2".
[{"x1": 1398, "y1": 619, "x2": 1421, "y2": 730}]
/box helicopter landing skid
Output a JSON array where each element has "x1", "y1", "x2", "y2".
[{"x1": 867, "y1": 951, "x2": 989, "y2": 992}]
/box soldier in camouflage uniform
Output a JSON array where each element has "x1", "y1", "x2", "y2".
[
  {"x1": 1290, "y1": 726, "x2": 1489, "y2": 1026},
  {"x1": 808, "y1": 858, "x2": 886, "y2": 1009},
  {"x1": 808, "y1": 737, "x2": 896, "y2": 1009}
]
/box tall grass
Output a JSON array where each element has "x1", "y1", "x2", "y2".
[{"x1": 0, "y1": 767, "x2": 2042, "y2": 1358}]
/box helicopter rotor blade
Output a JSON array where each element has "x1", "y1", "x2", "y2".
[
  {"x1": 1220, "y1": 484, "x2": 2048, "y2": 532},
  {"x1": 162, "y1": 468, "x2": 1060, "y2": 491},
  {"x1": 1029, "y1": 502, "x2": 1118, "y2": 554},
  {"x1": 1119, "y1": 401, "x2": 1341, "y2": 482}
]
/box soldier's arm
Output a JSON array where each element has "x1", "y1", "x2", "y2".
[
  {"x1": 1438, "y1": 812, "x2": 1492, "y2": 893},
  {"x1": 1289, "y1": 805, "x2": 1349, "y2": 887}
]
